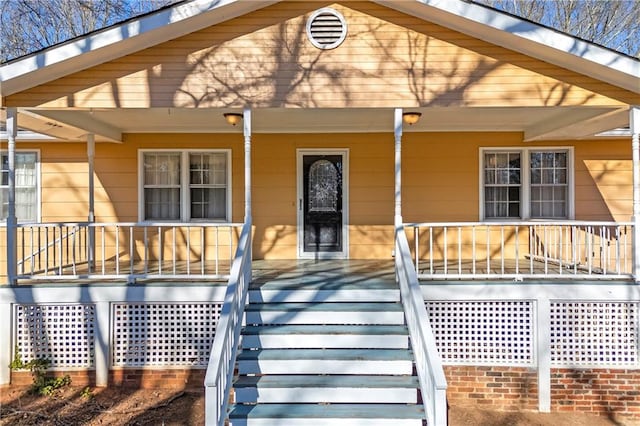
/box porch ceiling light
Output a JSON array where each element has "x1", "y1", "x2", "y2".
[
  {"x1": 402, "y1": 112, "x2": 422, "y2": 125},
  {"x1": 223, "y1": 112, "x2": 243, "y2": 126}
]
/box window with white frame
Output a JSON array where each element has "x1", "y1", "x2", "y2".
[
  {"x1": 1, "y1": 152, "x2": 38, "y2": 222},
  {"x1": 141, "y1": 151, "x2": 230, "y2": 221},
  {"x1": 482, "y1": 148, "x2": 571, "y2": 220}
]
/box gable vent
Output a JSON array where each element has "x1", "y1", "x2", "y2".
[{"x1": 306, "y1": 8, "x2": 347, "y2": 50}]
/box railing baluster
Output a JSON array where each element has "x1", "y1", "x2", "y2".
[
  {"x1": 458, "y1": 226, "x2": 462, "y2": 275},
  {"x1": 158, "y1": 226, "x2": 162, "y2": 275},
  {"x1": 443, "y1": 227, "x2": 448, "y2": 275},
  {"x1": 486, "y1": 225, "x2": 490, "y2": 274},
  {"x1": 101, "y1": 226, "x2": 106, "y2": 275},
  {"x1": 558, "y1": 225, "x2": 563, "y2": 275},
  {"x1": 58, "y1": 225, "x2": 63, "y2": 276},
  {"x1": 472, "y1": 225, "x2": 476, "y2": 276},
  {"x1": 130, "y1": 226, "x2": 134, "y2": 275},
  {"x1": 172, "y1": 226, "x2": 177, "y2": 275},
  {"x1": 415, "y1": 226, "x2": 419, "y2": 275},
  {"x1": 429, "y1": 227, "x2": 433, "y2": 275},
  {"x1": 500, "y1": 226, "x2": 504, "y2": 275},
  {"x1": 543, "y1": 225, "x2": 548, "y2": 275},
  {"x1": 616, "y1": 226, "x2": 621, "y2": 273},
  {"x1": 144, "y1": 226, "x2": 148, "y2": 274},
  {"x1": 201, "y1": 227, "x2": 205, "y2": 275},
  {"x1": 514, "y1": 226, "x2": 519, "y2": 276},
  {"x1": 116, "y1": 225, "x2": 120, "y2": 276},
  {"x1": 529, "y1": 225, "x2": 533, "y2": 274},
  {"x1": 187, "y1": 226, "x2": 191, "y2": 275},
  {"x1": 216, "y1": 227, "x2": 220, "y2": 276},
  {"x1": 587, "y1": 226, "x2": 593, "y2": 275}
]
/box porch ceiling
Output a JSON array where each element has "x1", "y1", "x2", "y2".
[{"x1": 4, "y1": 105, "x2": 630, "y2": 143}]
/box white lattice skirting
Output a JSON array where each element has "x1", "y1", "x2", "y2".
[{"x1": 427, "y1": 299, "x2": 640, "y2": 368}]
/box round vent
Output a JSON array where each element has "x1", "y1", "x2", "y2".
[{"x1": 306, "y1": 8, "x2": 347, "y2": 50}]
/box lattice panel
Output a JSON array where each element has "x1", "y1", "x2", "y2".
[
  {"x1": 426, "y1": 301, "x2": 534, "y2": 365},
  {"x1": 113, "y1": 303, "x2": 222, "y2": 367},
  {"x1": 551, "y1": 302, "x2": 639, "y2": 367},
  {"x1": 14, "y1": 304, "x2": 95, "y2": 367}
]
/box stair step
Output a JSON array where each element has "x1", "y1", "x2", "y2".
[
  {"x1": 229, "y1": 403, "x2": 424, "y2": 426},
  {"x1": 249, "y1": 289, "x2": 399, "y2": 303},
  {"x1": 241, "y1": 325, "x2": 409, "y2": 349},
  {"x1": 237, "y1": 349, "x2": 413, "y2": 375},
  {"x1": 245, "y1": 302, "x2": 405, "y2": 325},
  {"x1": 234, "y1": 375, "x2": 419, "y2": 403}
]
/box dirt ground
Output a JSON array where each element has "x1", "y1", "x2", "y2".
[{"x1": 1, "y1": 385, "x2": 638, "y2": 426}]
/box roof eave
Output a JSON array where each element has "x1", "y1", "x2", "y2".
[
  {"x1": 0, "y1": 0, "x2": 277, "y2": 97},
  {"x1": 376, "y1": 0, "x2": 640, "y2": 95}
]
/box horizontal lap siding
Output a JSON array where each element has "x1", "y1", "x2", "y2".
[
  {"x1": 402, "y1": 133, "x2": 632, "y2": 223},
  {"x1": 6, "y1": 2, "x2": 634, "y2": 108},
  {"x1": 252, "y1": 133, "x2": 394, "y2": 259}
]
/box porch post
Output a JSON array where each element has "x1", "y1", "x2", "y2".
[
  {"x1": 87, "y1": 134, "x2": 95, "y2": 272},
  {"x1": 632, "y1": 106, "x2": 640, "y2": 281},
  {"x1": 6, "y1": 108, "x2": 17, "y2": 285},
  {"x1": 243, "y1": 107, "x2": 252, "y2": 222},
  {"x1": 394, "y1": 108, "x2": 403, "y2": 227}
]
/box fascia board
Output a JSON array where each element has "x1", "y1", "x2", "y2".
[
  {"x1": 0, "y1": 0, "x2": 278, "y2": 97},
  {"x1": 376, "y1": 0, "x2": 640, "y2": 94}
]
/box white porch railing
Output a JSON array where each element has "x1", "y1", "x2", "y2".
[
  {"x1": 407, "y1": 221, "x2": 634, "y2": 280},
  {"x1": 204, "y1": 220, "x2": 252, "y2": 426},
  {"x1": 395, "y1": 219, "x2": 448, "y2": 426},
  {"x1": 15, "y1": 222, "x2": 243, "y2": 281}
]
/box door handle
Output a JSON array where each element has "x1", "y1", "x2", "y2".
[{"x1": 299, "y1": 199, "x2": 303, "y2": 210}]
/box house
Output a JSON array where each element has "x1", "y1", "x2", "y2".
[{"x1": 1, "y1": 0, "x2": 639, "y2": 425}]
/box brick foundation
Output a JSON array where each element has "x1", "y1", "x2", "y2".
[
  {"x1": 551, "y1": 368, "x2": 640, "y2": 420},
  {"x1": 444, "y1": 365, "x2": 538, "y2": 411},
  {"x1": 444, "y1": 365, "x2": 640, "y2": 420},
  {"x1": 11, "y1": 368, "x2": 205, "y2": 390}
]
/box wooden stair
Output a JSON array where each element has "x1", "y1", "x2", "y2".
[{"x1": 228, "y1": 274, "x2": 424, "y2": 426}]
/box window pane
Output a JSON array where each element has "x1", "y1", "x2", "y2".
[
  {"x1": 484, "y1": 152, "x2": 521, "y2": 218},
  {"x1": 530, "y1": 151, "x2": 568, "y2": 219},
  {"x1": 190, "y1": 188, "x2": 226, "y2": 219},
  {"x1": 1, "y1": 153, "x2": 38, "y2": 222},
  {"x1": 144, "y1": 188, "x2": 180, "y2": 220},
  {"x1": 189, "y1": 153, "x2": 227, "y2": 220},
  {"x1": 144, "y1": 153, "x2": 180, "y2": 186}
]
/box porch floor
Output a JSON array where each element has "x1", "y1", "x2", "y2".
[{"x1": 251, "y1": 259, "x2": 396, "y2": 289}]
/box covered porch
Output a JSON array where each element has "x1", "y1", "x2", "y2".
[{"x1": 2, "y1": 106, "x2": 640, "y2": 284}]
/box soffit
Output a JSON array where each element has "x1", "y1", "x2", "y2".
[{"x1": 5, "y1": 106, "x2": 625, "y2": 143}]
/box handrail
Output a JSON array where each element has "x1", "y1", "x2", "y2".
[
  {"x1": 17, "y1": 223, "x2": 88, "y2": 272},
  {"x1": 13, "y1": 221, "x2": 243, "y2": 281},
  {"x1": 408, "y1": 220, "x2": 633, "y2": 279},
  {"x1": 395, "y1": 218, "x2": 448, "y2": 426},
  {"x1": 204, "y1": 219, "x2": 252, "y2": 426}
]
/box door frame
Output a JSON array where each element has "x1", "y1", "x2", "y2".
[{"x1": 296, "y1": 149, "x2": 349, "y2": 259}]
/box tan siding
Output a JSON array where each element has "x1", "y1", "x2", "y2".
[{"x1": 7, "y1": 2, "x2": 636, "y2": 108}]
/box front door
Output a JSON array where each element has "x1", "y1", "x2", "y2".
[{"x1": 297, "y1": 150, "x2": 348, "y2": 259}]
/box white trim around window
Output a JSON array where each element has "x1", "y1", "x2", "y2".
[
  {"x1": 137, "y1": 149, "x2": 232, "y2": 222},
  {"x1": 479, "y1": 147, "x2": 574, "y2": 221},
  {"x1": 1, "y1": 149, "x2": 41, "y2": 223}
]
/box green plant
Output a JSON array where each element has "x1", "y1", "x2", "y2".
[
  {"x1": 9, "y1": 347, "x2": 71, "y2": 396},
  {"x1": 80, "y1": 386, "x2": 94, "y2": 399},
  {"x1": 9, "y1": 345, "x2": 24, "y2": 370}
]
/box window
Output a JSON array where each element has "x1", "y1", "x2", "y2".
[
  {"x1": 1, "y1": 152, "x2": 38, "y2": 222},
  {"x1": 141, "y1": 150, "x2": 230, "y2": 221},
  {"x1": 481, "y1": 148, "x2": 571, "y2": 220}
]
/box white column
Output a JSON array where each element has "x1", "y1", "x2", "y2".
[
  {"x1": 394, "y1": 108, "x2": 403, "y2": 227},
  {"x1": 537, "y1": 297, "x2": 551, "y2": 412},
  {"x1": 94, "y1": 301, "x2": 110, "y2": 387},
  {"x1": 631, "y1": 106, "x2": 640, "y2": 281},
  {"x1": 0, "y1": 302, "x2": 11, "y2": 384},
  {"x1": 6, "y1": 108, "x2": 17, "y2": 285},
  {"x1": 87, "y1": 134, "x2": 96, "y2": 271},
  {"x1": 243, "y1": 107, "x2": 252, "y2": 222}
]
